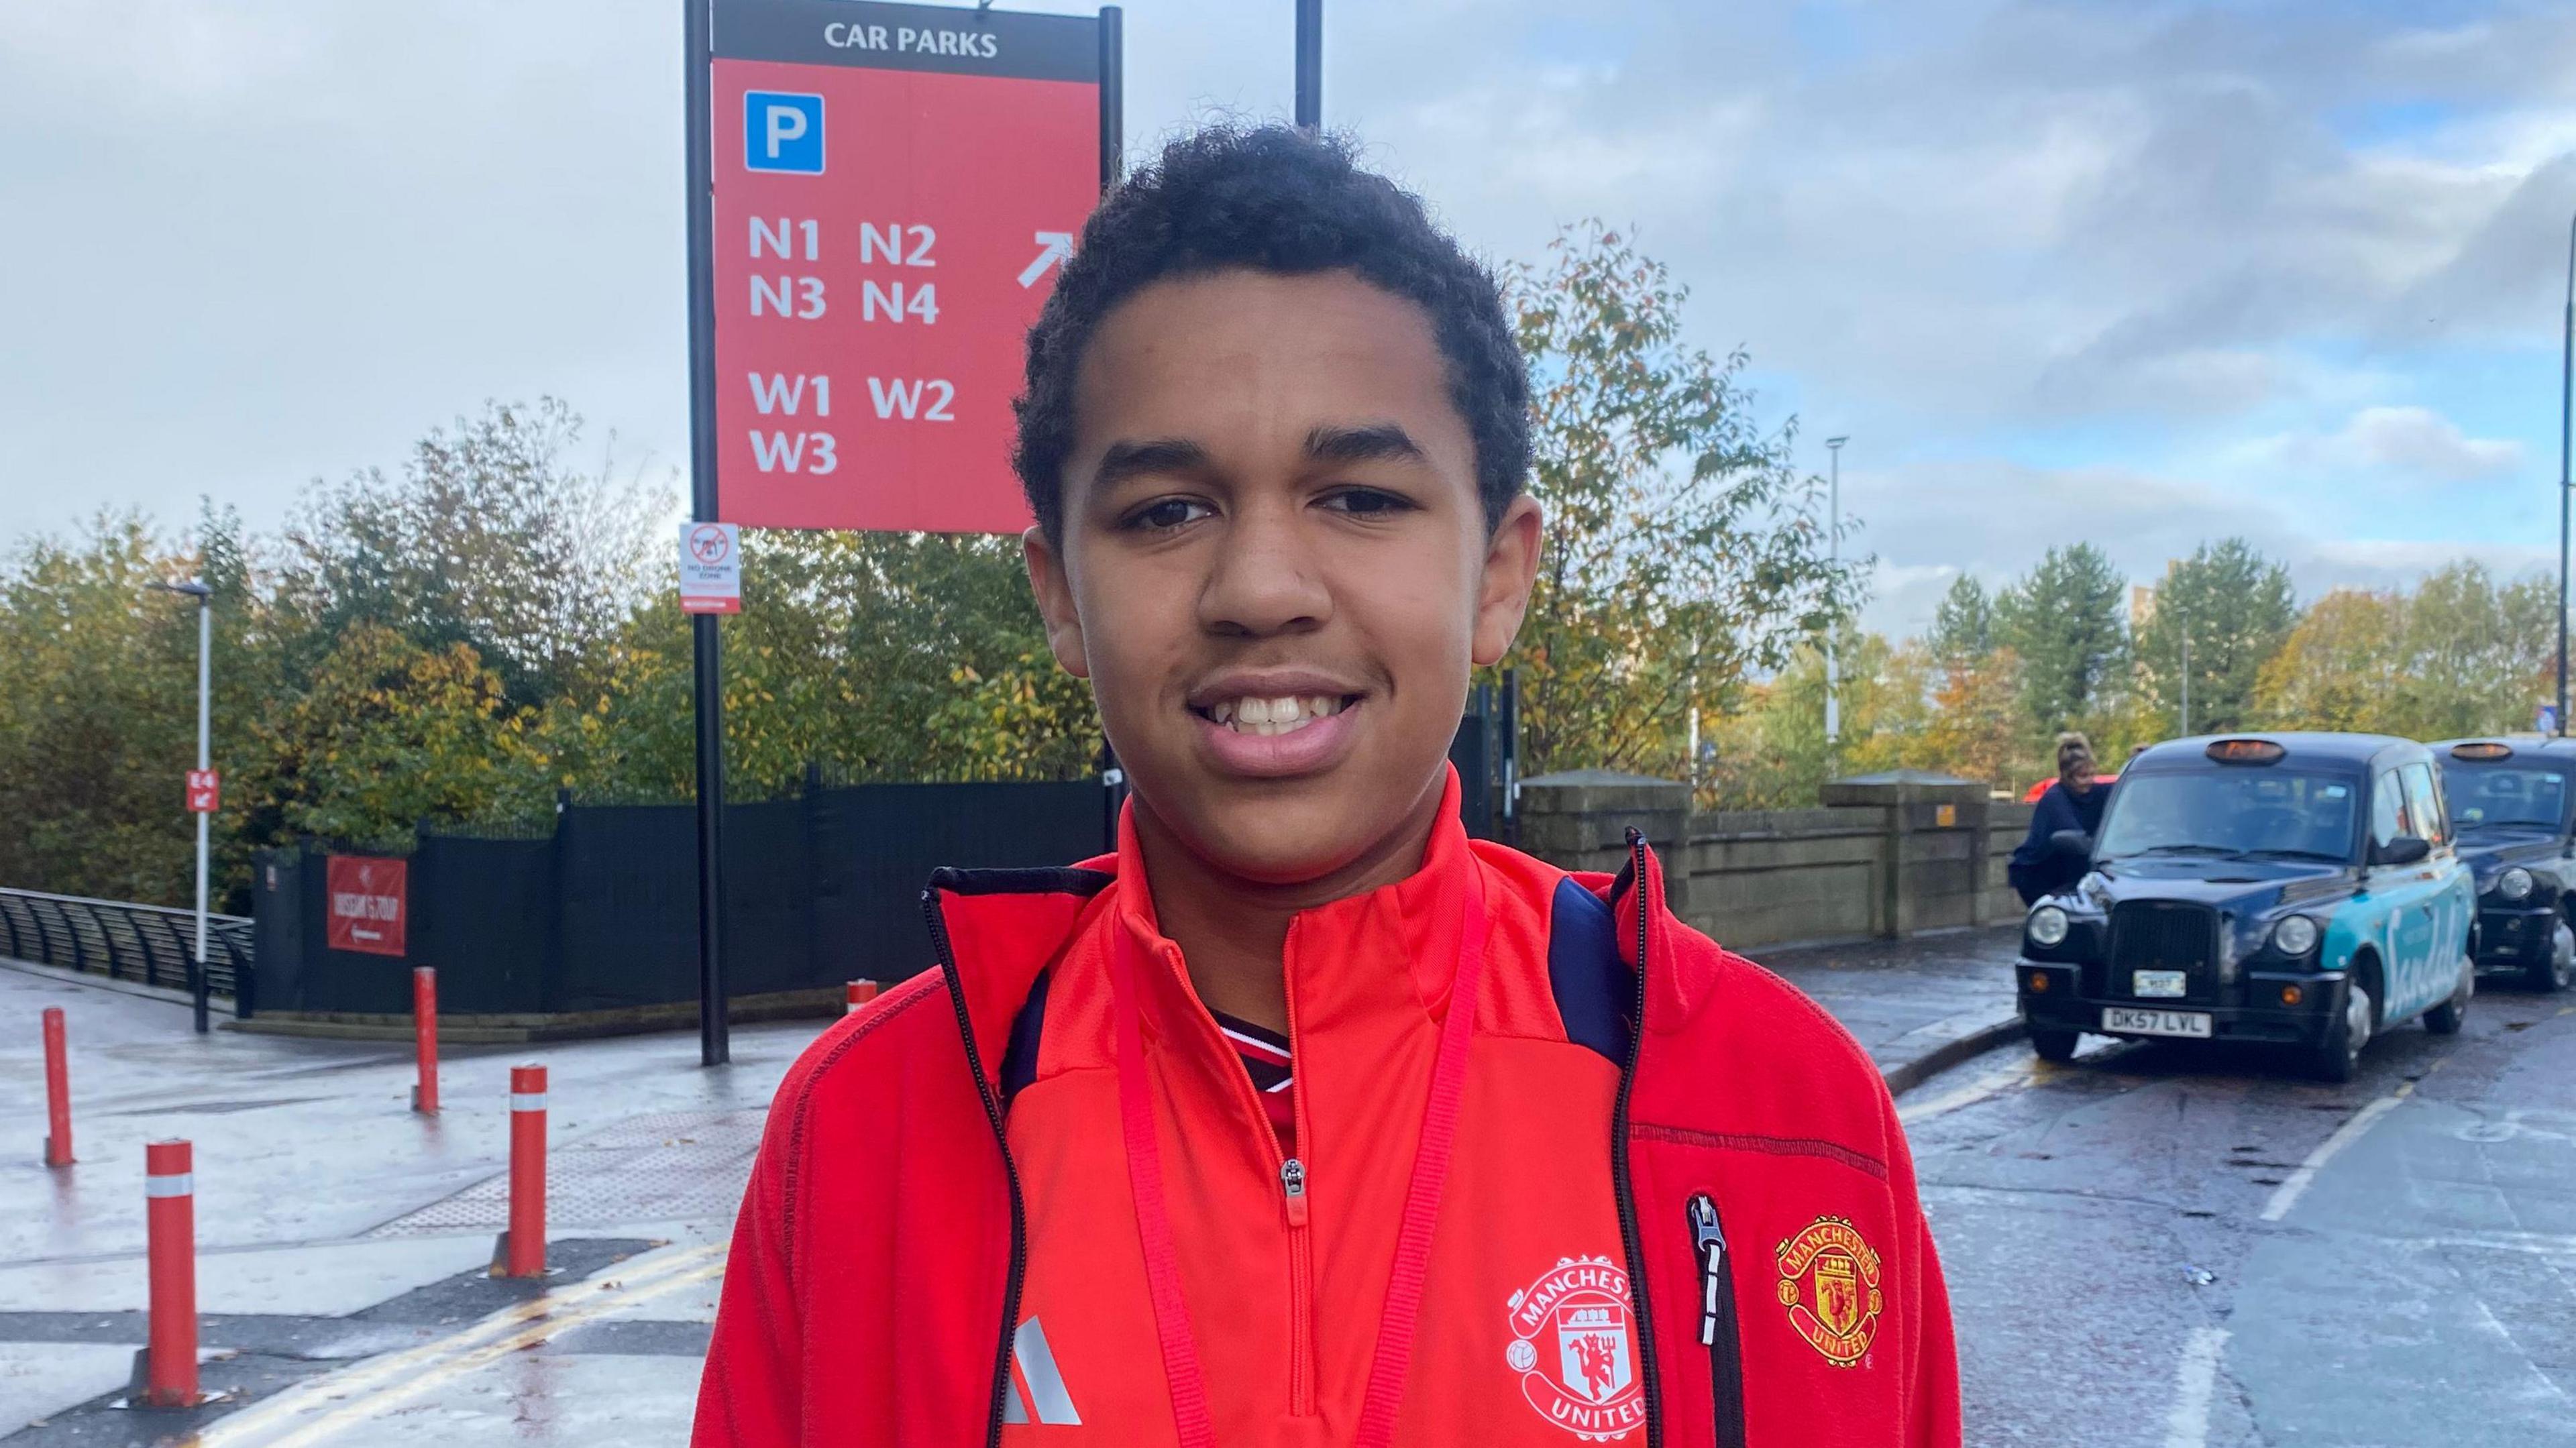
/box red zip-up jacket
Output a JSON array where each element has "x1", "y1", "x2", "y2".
[{"x1": 696, "y1": 779, "x2": 1960, "y2": 1447}]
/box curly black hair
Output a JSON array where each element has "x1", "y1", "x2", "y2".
[{"x1": 1012, "y1": 124, "x2": 1530, "y2": 539}]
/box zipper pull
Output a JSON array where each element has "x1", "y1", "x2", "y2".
[
  {"x1": 1689, "y1": 1194, "x2": 1725, "y2": 1347},
  {"x1": 1281, "y1": 1158, "x2": 1310, "y2": 1228}
]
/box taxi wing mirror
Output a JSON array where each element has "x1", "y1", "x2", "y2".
[
  {"x1": 2049, "y1": 829, "x2": 2094, "y2": 860},
  {"x1": 2373, "y1": 836, "x2": 2430, "y2": 868}
]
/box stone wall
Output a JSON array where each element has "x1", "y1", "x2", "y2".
[{"x1": 1516, "y1": 769, "x2": 2034, "y2": 950}]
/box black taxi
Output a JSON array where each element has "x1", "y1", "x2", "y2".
[
  {"x1": 2428, "y1": 735, "x2": 2576, "y2": 993},
  {"x1": 2015, "y1": 733, "x2": 2475, "y2": 1082}
]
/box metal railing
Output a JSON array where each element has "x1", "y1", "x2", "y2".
[{"x1": 0, "y1": 888, "x2": 252, "y2": 1003}]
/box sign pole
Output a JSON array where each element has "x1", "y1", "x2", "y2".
[
  {"x1": 685, "y1": 0, "x2": 731, "y2": 1068},
  {"x1": 191, "y1": 592, "x2": 211, "y2": 1035},
  {"x1": 1102, "y1": 7, "x2": 1124, "y2": 188},
  {"x1": 1294, "y1": 0, "x2": 1321, "y2": 130}
]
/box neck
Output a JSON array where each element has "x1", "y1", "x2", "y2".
[{"x1": 1130, "y1": 779, "x2": 1448, "y2": 1036}]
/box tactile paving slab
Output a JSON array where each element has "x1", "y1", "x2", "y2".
[{"x1": 370, "y1": 1110, "x2": 766, "y2": 1235}]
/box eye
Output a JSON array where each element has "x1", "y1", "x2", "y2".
[
  {"x1": 1123, "y1": 496, "x2": 1213, "y2": 533},
  {"x1": 1320, "y1": 487, "x2": 1416, "y2": 518}
]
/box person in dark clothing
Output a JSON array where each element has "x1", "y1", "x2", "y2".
[{"x1": 2010, "y1": 732, "x2": 2111, "y2": 904}]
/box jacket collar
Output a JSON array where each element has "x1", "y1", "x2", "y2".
[
  {"x1": 925, "y1": 769, "x2": 1488, "y2": 1089},
  {"x1": 1109, "y1": 768, "x2": 1483, "y2": 1048}
]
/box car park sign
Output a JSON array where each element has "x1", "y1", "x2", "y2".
[{"x1": 705, "y1": 0, "x2": 1110, "y2": 534}]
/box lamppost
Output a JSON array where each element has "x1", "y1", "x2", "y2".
[
  {"x1": 1824, "y1": 435, "x2": 1848, "y2": 746},
  {"x1": 2558, "y1": 209, "x2": 2573, "y2": 736},
  {"x1": 148, "y1": 579, "x2": 213, "y2": 1034}
]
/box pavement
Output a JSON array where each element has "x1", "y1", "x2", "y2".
[{"x1": 0, "y1": 932, "x2": 2024, "y2": 1445}]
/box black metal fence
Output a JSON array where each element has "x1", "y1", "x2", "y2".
[
  {"x1": 0, "y1": 889, "x2": 253, "y2": 1005},
  {"x1": 251, "y1": 776, "x2": 1119, "y2": 1019}
]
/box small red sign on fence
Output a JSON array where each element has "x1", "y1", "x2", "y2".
[
  {"x1": 326, "y1": 855, "x2": 409, "y2": 957},
  {"x1": 184, "y1": 770, "x2": 220, "y2": 814}
]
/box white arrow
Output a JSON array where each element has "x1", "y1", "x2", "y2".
[{"x1": 1018, "y1": 231, "x2": 1075, "y2": 288}]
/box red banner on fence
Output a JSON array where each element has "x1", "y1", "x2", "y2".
[{"x1": 326, "y1": 856, "x2": 409, "y2": 957}]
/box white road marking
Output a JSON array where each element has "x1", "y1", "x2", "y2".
[
  {"x1": 195, "y1": 1241, "x2": 727, "y2": 1447},
  {"x1": 2259, "y1": 1085, "x2": 2410, "y2": 1223},
  {"x1": 2161, "y1": 1325, "x2": 2231, "y2": 1448},
  {"x1": 1897, "y1": 1055, "x2": 2041, "y2": 1125}
]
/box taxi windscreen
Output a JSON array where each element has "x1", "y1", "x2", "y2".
[
  {"x1": 2438, "y1": 763, "x2": 2571, "y2": 830},
  {"x1": 2096, "y1": 770, "x2": 2358, "y2": 862}
]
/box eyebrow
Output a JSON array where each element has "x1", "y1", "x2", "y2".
[
  {"x1": 1304, "y1": 423, "x2": 1427, "y2": 467},
  {"x1": 1090, "y1": 437, "x2": 1216, "y2": 492}
]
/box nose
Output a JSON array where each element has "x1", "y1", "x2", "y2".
[{"x1": 1197, "y1": 498, "x2": 1331, "y2": 638}]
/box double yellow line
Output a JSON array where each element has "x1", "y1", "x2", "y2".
[{"x1": 195, "y1": 1241, "x2": 729, "y2": 1447}]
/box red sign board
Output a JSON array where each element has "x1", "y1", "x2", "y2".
[
  {"x1": 708, "y1": 0, "x2": 1105, "y2": 533},
  {"x1": 326, "y1": 856, "x2": 409, "y2": 958},
  {"x1": 184, "y1": 769, "x2": 220, "y2": 814}
]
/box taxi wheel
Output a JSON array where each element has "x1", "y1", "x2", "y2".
[
  {"x1": 2425, "y1": 958, "x2": 2471, "y2": 1036},
  {"x1": 2528, "y1": 921, "x2": 2574, "y2": 994},
  {"x1": 2310, "y1": 981, "x2": 2371, "y2": 1083},
  {"x1": 2028, "y1": 1025, "x2": 2079, "y2": 1064}
]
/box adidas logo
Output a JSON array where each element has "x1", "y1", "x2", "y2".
[{"x1": 1000, "y1": 1317, "x2": 1082, "y2": 1426}]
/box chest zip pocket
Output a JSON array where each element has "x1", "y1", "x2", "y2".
[{"x1": 1690, "y1": 1194, "x2": 1749, "y2": 1448}]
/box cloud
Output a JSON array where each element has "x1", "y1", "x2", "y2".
[{"x1": 2237, "y1": 404, "x2": 2524, "y2": 482}]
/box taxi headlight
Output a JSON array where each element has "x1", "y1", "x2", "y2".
[
  {"x1": 2270, "y1": 915, "x2": 2320, "y2": 956},
  {"x1": 2027, "y1": 905, "x2": 2071, "y2": 948},
  {"x1": 2496, "y1": 867, "x2": 2534, "y2": 902}
]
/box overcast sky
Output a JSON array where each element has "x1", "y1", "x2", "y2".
[{"x1": 6, "y1": 0, "x2": 2575, "y2": 638}]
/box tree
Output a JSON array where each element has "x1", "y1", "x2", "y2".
[
  {"x1": 1994, "y1": 543, "x2": 2127, "y2": 731},
  {"x1": 2133, "y1": 538, "x2": 2296, "y2": 735},
  {"x1": 1506, "y1": 223, "x2": 1855, "y2": 778},
  {"x1": 274, "y1": 398, "x2": 666, "y2": 708},
  {"x1": 1909, "y1": 647, "x2": 2033, "y2": 789},
  {"x1": 1927, "y1": 575, "x2": 1994, "y2": 673},
  {"x1": 2254, "y1": 589, "x2": 2406, "y2": 732},
  {"x1": 259, "y1": 623, "x2": 543, "y2": 850},
  {"x1": 2389, "y1": 562, "x2": 2555, "y2": 738},
  {"x1": 0, "y1": 515, "x2": 203, "y2": 904}
]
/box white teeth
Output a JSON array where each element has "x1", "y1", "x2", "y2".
[{"x1": 1204, "y1": 693, "x2": 1350, "y2": 735}]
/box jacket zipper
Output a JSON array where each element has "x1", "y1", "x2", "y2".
[
  {"x1": 922, "y1": 885, "x2": 1029, "y2": 1448},
  {"x1": 1689, "y1": 1194, "x2": 1749, "y2": 1448},
  {"x1": 1282, "y1": 1157, "x2": 1317, "y2": 1415},
  {"x1": 1610, "y1": 829, "x2": 1666, "y2": 1448}
]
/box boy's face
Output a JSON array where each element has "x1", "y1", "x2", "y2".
[{"x1": 1026, "y1": 268, "x2": 1542, "y2": 887}]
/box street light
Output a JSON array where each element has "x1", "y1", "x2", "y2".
[
  {"x1": 148, "y1": 578, "x2": 213, "y2": 1034},
  {"x1": 2558, "y1": 209, "x2": 2573, "y2": 737},
  {"x1": 1824, "y1": 435, "x2": 1848, "y2": 746}
]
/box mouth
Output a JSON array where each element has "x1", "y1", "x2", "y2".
[
  {"x1": 1185, "y1": 681, "x2": 1369, "y2": 779},
  {"x1": 1192, "y1": 693, "x2": 1359, "y2": 737}
]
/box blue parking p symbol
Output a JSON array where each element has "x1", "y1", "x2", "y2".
[{"x1": 744, "y1": 92, "x2": 824, "y2": 174}]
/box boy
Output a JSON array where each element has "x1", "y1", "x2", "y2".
[{"x1": 695, "y1": 125, "x2": 1959, "y2": 1447}]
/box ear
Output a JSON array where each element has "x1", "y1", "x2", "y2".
[
  {"x1": 1022, "y1": 524, "x2": 1091, "y2": 679},
  {"x1": 1470, "y1": 494, "x2": 1544, "y2": 668}
]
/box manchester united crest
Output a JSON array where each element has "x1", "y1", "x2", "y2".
[
  {"x1": 1504, "y1": 1256, "x2": 1645, "y2": 1441},
  {"x1": 1774, "y1": 1217, "x2": 1883, "y2": 1367}
]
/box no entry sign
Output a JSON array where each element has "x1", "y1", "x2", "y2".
[{"x1": 705, "y1": 0, "x2": 1111, "y2": 534}]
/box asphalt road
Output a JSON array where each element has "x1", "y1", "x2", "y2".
[{"x1": 1903, "y1": 975, "x2": 2576, "y2": 1448}]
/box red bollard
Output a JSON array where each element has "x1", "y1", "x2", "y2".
[
  {"x1": 144, "y1": 1139, "x2": 202, "y2": 1407},
  {"x1": 500, "y1": 1065, "x2": 547, "y2": 1278},
  {"x1": 42, "y1": 1008, "x2": 72, "y2": 1167},
  {"x1": 845, "y1": 980, "x2": 879, "y2": 1014},
  {"x1": 411, "y1": 967, "x2": 439, "y2": 1115}
]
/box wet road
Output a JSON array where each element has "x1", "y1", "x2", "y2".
[{"x1": 1904, "y1": 977, "x2": 2576, "y2": 1447}]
